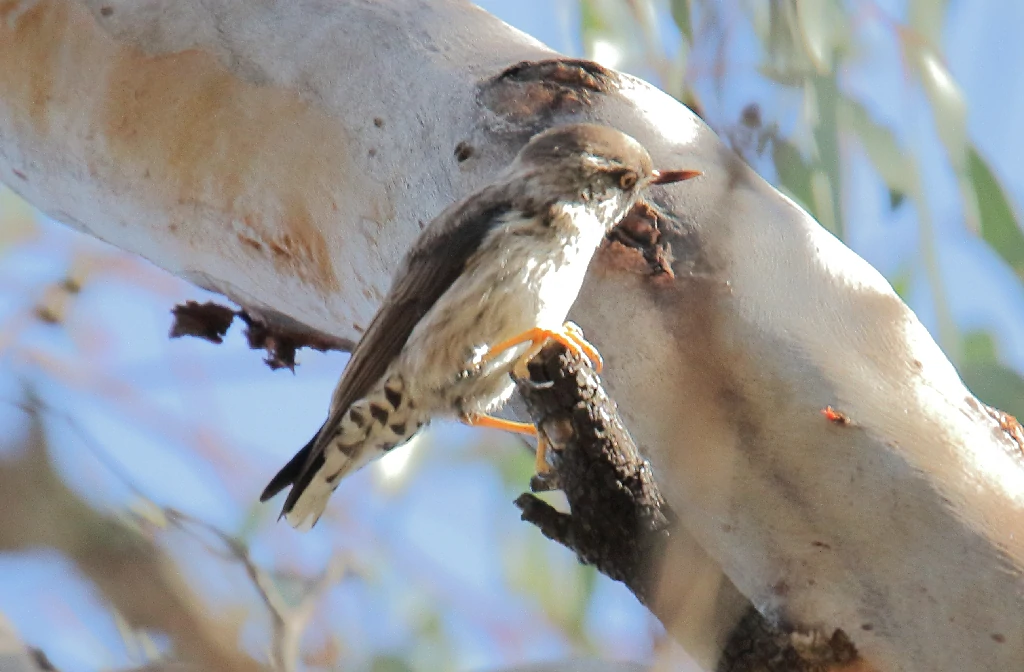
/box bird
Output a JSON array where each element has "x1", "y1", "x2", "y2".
[{"x1": 259, "y1": 123, "x2": 699, "y2": 530}]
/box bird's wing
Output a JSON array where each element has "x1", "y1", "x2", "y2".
[
  {"x1": 329, "y1": 186, "x2": 515, "y2": 416},
  {"x1": 259, "y1": 184, "x2": 515, "y2": 502}
]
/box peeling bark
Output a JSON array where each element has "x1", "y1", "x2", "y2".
[
  {"x1": 169, "y1": 300, "x2": 350, "y2": 370},
  {"x1": 1, "y1": 1, "x2": 1023, "y2": 670}
]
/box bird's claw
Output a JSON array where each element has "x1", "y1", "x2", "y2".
[
  {"x1": 481, "y1": 322, "x2": 605, "y2": 379},
  {"x1": 530, "y1": 470, "x2": 561, "y2": 493},
  {"x1": 517, "y1": 377, "x2": 554, "y2": 390},
  {"x1": 562, "y1": 321, "x2": 604, "y2": 373}
]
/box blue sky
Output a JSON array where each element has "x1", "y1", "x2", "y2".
[{"x1": 1, "y1": 1, "x2": 1023, "y2": 670}]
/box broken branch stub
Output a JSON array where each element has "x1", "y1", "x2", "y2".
[
  {"x1": 168, "y1": 300, "x2": 351, "y2": 371},
  {"x1": 513, "y1": 343, "x2": 870, "y2": 672},
  {"x1": 3, "y1": 2, "x2": 1023, "y2": 667},
  {"x1": 513, "y1": 341, "x2": 674, "y2": 605}
]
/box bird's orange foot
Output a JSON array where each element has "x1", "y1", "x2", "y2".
[
  {"x1": 563, "y1": 321, "x2": 603, "y2": 373},
  {"x1": 481, "y1": 322, "x2": 604, "y2": 380},
  {"x1": 461, "y1": 413, "x2": 552, "y2": 474}
]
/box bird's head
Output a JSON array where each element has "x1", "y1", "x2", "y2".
[{"x1": 511, "y1": 123, "x2": 699, "y2": 228}]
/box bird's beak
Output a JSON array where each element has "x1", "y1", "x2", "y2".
[{"x1": 650, "y1": 169, "x2": 701, "y2": 185}]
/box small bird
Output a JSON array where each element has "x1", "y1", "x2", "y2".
[{"x1": 260, "y1": 123, "x2": 699, "y2": 529}]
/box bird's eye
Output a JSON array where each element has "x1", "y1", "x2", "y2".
[{"x1": 618, "y1": 171, "x2": 638, "y2": 190}]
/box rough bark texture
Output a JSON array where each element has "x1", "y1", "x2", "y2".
[
  {"x1": 515, "y1": 342, "x2": 875, "y2": 672},
  {"x1": 514, "y1": 343, "x2": 676, "y2": 606},
  {"x1": 717, "y1": 608, "x2": 864, "y2": 672},
  {"x1": 1, "y1": 1, "x2": 1023, "y2": 670}
]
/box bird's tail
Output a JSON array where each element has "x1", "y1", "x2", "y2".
[{"x1": 259, "y1": 375, "x2": 422, "y2": 531}]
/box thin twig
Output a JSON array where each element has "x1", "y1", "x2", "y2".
[
  {"x1": 2, "y1": 394, "x2": 345, "y2": 672},
  {"x1": 164, "y1": 509, "x2": 347, "y2": 672}
]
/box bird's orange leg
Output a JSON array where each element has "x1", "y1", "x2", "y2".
[
  {"x1": 481, "y1": 323, "x2": 604, "y2": 378},
  {"x1": 562, "y1": 321, "x2": 603, "y2": 373},
  {"x1": 462, "y1": 413, "x2": 551, "y2": 474}
]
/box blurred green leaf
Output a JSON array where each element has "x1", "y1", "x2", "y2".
[
  {"x1": 889, "y1": 267, "x2": 913, "y2": 301},
  {"x1": 579, "y1": 0, "x2": 606, "y2": 35},
  {"x1": 129, "y1": 497, "x2": 169, "y2": 528},
  {"x1": 795, "y1": 0, "x2": 834, "y2": 72},
  {"x1": 766, "y1": 0, "x2": 799, "y2": 64},
  {"x1": 503, "y1": 529, "x2": 553, "y2": 614},
  {"x1": 579, "y1": 0, "x2": 610, "y2": 63},
  {"x1": 838, "y1": 98, "x2": 919, "y2": 197},
  {"x1": 959, "y1": 331, "x2": 1024, "y2": 419},
  {"x1": 410, "y1": 610, "x2": 454, "y2": 671},
  {"x1": 235, "y1": 502, "x2": 264, "y2": 543},
  {"x1": 908, "y1": 0, "x2": 948, "y2": 47},
  {"x1": 808, "y1": 74, "x2": 843, "y2": 238},
  {"x1": 967, "y1": 145, "x2": 1024, "y2": 277},
  {"x1": 670, "y1": 0, "x2": 693, "y2": 43},
  {"x1": 494, "y1": 445, "x2": 537, "y2": 493},
  {"x1": 574, "y1": 564, "x2": 598, "y2": 635},
  {"x1": 371, "y1": 655, "x2": 414, "y2": 672},
  {"x1": 902, "y1": 31, "x2": 981, "y2": 238},
  {"x1": 772, "y1": 137, "x2": 817, "y2": 218},
  {"x1": 578, "y1": 0, "x2": 640, "y2": 69},
  {"x1": 904, "y1": 39, "x2": 967, "y2": 168},
  {"x1": 678, "y1": 84, "x2": 705, "y2": 120},
  {"x1": 755, "y1": 0, "x2": 815, "y2": 85},
  {"x1": 963, "y1": 330, "x2": 998, "y2": 363},
  {"x1": 889, "y1": 189, "x2": 907, "y2": 210},
  {"x1": 960, "y1": 362, "x2": 1024, "y2": 421},
  {"x1": 416, "y1": 610, "x2": 444, "y2": 640},
  {"x1": 758, "y1": 63, "x2": 814, "y2": 88},
  {"x1": 756, "y1": 0, "x2": 846, "y2": 82},
  {"x1": 746, "y1": 0, "x2": 770, "y2": 43},
  {"x1": 810, "y1": 169, "x2": 838, "y2": 235},
  {"x1": 503, "y1": 524, "x2": 597, "y2": 647}
]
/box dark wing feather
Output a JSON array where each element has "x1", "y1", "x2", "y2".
[
  {"x1": 259, "y1": 422, "x2": 321, "y2": 502},
  {"x1": 260, "y1": 184, "x2": 514, "y2": 504},
  {"x1": 327, "y1": 187, "x2": 515, "y2": 419}
]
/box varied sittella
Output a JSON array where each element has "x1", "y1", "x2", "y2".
[{"x1": 260, "y1": 122, "x2": 699, "y2": 530}]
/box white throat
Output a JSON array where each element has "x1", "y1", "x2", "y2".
[{"x1": 560, "y1": 189, "x2": 636, "y2": 235}]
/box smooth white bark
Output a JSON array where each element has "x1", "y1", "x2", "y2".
[{"x1": 1, "y1": 1, "x2": 1022, "y2": 670}]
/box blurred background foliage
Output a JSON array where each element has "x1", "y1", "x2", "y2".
[{"x1": 0, "y1": 0, "x2": 1022, "y2": 671}]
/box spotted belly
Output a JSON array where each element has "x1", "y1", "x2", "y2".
[{"x1": 397, "y1": 260, "x2": 582, "y2": 417}]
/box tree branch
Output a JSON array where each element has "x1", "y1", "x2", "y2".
[
  {"x1": 2, "y1": 1, "x2": 1023, "y2": 669},
  {"x1": 514, "y1": 343, "x2": 675, "y2": 606},
  {"x1": 515, "y1": 342, "x2": 875, "y2": 672},
  {"x1": 0, "y1": 612, "x2": 199, "y2": 672}
]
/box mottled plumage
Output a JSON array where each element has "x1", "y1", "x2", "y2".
[{"x1": 260, "y1": 123, "x2": 698, "y2": 529}]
